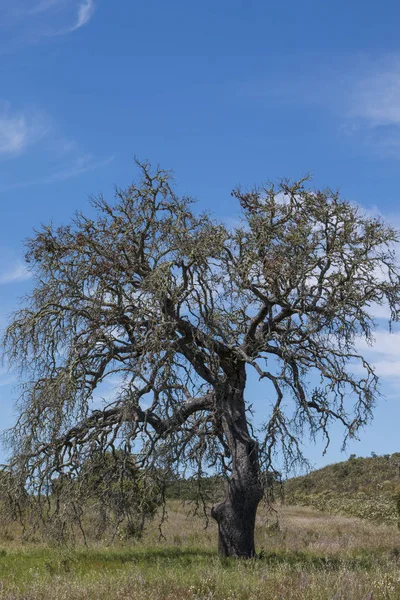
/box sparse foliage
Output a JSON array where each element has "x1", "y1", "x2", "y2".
[{"x1": 2, "y1": 161, "x2": 400, "y2": 556}]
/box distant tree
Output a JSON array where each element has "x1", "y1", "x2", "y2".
[{"x1": 2, "y1": 162, "x2": 400, "y2": 557}]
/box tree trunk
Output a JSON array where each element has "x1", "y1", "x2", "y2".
[
  {"x1": 211, "y1": 364, "x2": 264, "y2": 558},
  {"x1": 211, "y1": 440, "x2": 262, "y2": 558}
]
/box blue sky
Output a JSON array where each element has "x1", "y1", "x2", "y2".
[{"x1": 1, "y1": 0, "x2": 400, "y2": 470}]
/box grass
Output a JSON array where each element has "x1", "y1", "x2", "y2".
[
  {"x1": 0, "y1": 501, "x2": 400, "y2": 599},
  {"x1": 284, "y1": 452, "x2": 400, "y2": 525}
]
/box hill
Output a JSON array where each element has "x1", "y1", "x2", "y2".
[
  {"x1": 284, "y1": 453, "x2": 400, "y2": 525},
  {"x1": 166, "y1": 454, "x2": 400, "y2": 526}
]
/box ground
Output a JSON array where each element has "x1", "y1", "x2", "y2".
[{"x1": 0, "y1": 501, "x2": 399, "y2": 599}]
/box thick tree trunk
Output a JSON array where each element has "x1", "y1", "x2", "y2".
[
  {"x1": 211, "y1": 441, "x2": 261, "y2": 557},
  {"x1": 211, "y1": 364, "x2": 264, "y2": 558}
]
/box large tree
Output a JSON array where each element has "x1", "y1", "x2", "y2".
[{"x1": 2, "y1": 162, "x2": 400, "y2": 556}]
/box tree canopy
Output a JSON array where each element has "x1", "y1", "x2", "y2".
[{"x1": 2, "y1": 162, "x2": 400, "y2": 556}]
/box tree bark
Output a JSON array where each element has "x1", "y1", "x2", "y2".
[{"x1": 211, "y1": 364, "x2": 264, "y2": 558}]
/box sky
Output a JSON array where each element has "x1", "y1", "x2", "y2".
[{"x1": 1, "y1": 0, "x2": 400, "y2": 471}]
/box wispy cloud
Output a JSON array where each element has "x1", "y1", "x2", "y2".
[
  {"x1": 355, "y1": 330, "x2": 400, "y2": 379},
  {"x1": 53, "y1": 0, "x2": 95, "y2": 35},
  {"x1": 27, "y1": 0, "x2": 65, "y2": 16},
  {"x1": 339, "y1": 57, "x2": 400, "y2": 159},
  {"x1": 316, "y1": 55, "x2": 400, "y2": 160},
  {"x1": 72, "y1": 0, "x2": 95, "y2": 32},
  {"x1": 0, "y1": 106, "x2": 51, "y2": 157},
  {"x1": 41, "y1": 154, "x2": 114, "y2": 183},
  {"x1": 37, "y1": 0, "x2": 96, "y2": 34},
  {"x1": 8, "y1": 154, "x2": 114, "y2": 189},
  {"x1": 267, "y1": 54, "x2": 400, "y2": 161},
  {"x1": 0, "y1": 101, "x2": 112, "y2": 188},
  {"x1": 0, "y1": 0, "x2": 95, "y2": 50},
  {"x1": 348, "y1": 58, "x2": 400, "y2": 127},
  {"x1": 0, "y1": 262, "x2": 31, "y2": 285}
]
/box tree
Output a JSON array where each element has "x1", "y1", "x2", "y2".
[{"x1": 2, "y1": 162, "x2": 400, "y2": 557}]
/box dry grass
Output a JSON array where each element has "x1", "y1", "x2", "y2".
[
  {"x1": 284, "y1": 453, "x2": 400, "y2": 526},
  {"x1": 0, "y1": 502, "x2": 399, "y2": 599}
]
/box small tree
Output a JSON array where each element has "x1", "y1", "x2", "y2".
[{"x1": 2, "y1": 162, "x2": 400, "y2": 557}]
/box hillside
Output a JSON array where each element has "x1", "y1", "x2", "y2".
[
  {"x1": 284, "y1": 453, "x2": 400, "y2": 525},
  {"x1": 167, "y1": 454, "x2": 400, "y2": 526}
]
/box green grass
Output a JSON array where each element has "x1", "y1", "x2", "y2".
[
  {"x1": 2, "y1": 454, "x2": 400, "y2": 598},
  {"x1": 0, "y1": 545, "x2": 399, "y2": 599},
  {"x1": 1, "y1": 503, "x2": 400, "y2": 599}
]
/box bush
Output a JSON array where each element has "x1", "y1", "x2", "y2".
[
  {"x1": 284, "y1": 452, "x2": 400, "y2": 526},
  {"x1": 2, "y1": 452, "x2": 164, "y2": 544}
]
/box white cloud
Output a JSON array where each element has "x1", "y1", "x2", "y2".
[
  {"x1": 270, "y1": 54, "x2": 400, "y2": 161},
  {"x1": 51, "y1": 0, "x2": 95, "y2": 34},
  {"x1": 0, "y1": 262, "x2": 31, "y2": 285},
  {"x1": 0, "y1": 0, "x2": 95, "y2": 46},
  {"x1": 355, "y1": 330, "x2": 400, "y2": 379},
  {"x1": 0, "y1": 115, "x2": 27, "y2": 155},
  {"x1": 0, "y1": 107, "x2": 50, "y2": 157},
  {"x1": 369, "y1": 302, "x2": 392, "y2": 320},
  {"x1": 349, "y1": 60, "x2": 400, "y2": 126},
  {"x1": 73, "y1": 0, "x2": 95, "y2": 31},
  {"x1": 369, "y1": 360, "x2": 400, "y2": 378},
  {"x1": 0, "y1": 101, "x2": 112, "y2": 188},
  {"x1": 337, "y1": 56, "x2": 400, "y2": 160}
]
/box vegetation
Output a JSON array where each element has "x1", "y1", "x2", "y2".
[
  {"x1": 0, "y1": 501, "x2": 399, "y2": 599},
  {"x1": 285, "y1": 453, "x2": 400, "y2": 525},
  {"x1": 3, "y1": 161, "x2": 400, "y2": 557},
  {"x1": 0, "y1": 451, "x2": 164, "y2": 545},
  {"x1": 166, "y1": 474, "x2": 224, "y2": 503}
]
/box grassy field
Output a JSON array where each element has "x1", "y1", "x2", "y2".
[
  {"x1": 285, "y1": 453, "x2": 400, "y2": 526},
  {"x1": 0, "y1": 500, "x2": 400, "y2": 599}
]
